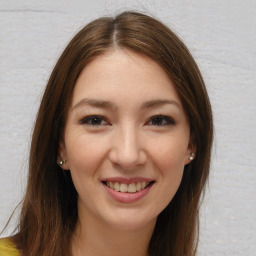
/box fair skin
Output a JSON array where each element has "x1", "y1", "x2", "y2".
[{"x1": 59, "y1": 49, "x2": 194, "y2": 256}]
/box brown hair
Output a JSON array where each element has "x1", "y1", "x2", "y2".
[{"x1": 10, "y1": 11, "x2": 213, "y2": 256}]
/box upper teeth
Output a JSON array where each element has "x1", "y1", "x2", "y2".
[{"x1": 106, "y1": 181, "x2": 150, "y2": 193}]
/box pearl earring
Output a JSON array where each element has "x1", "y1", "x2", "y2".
[
  {"x1": 189, "y1": 153, "x2": 195, "y2": 161},
  {"x1": 59, "y1": 159, "x2": 66, "y2": 165}
]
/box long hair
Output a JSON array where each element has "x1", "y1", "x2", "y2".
[{"x1": 10, "y1": 11, "x2": 213, "y2": 256}]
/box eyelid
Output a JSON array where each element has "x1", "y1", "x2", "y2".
[
  {"x1": 146, "y1": 115, "x2": 176, "y2": 126},
  {"x1": 78, "y1": 114, "x2": 175, "y2": 127},
  {"x1": 79, "y1": 115, "x2": 110, "y2": 126}
]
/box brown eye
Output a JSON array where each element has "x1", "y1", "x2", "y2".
[
  {"x1": 80, "y1": 115, "x2": 109, "y2": 126},
  {"x1": 148, "y1": 115, "x2": 176, "y2": 126}
]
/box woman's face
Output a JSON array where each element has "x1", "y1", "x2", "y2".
[{"x1": 59, "y1": 49, "x2": 193, "y2": 231}]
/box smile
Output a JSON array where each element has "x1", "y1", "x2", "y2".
[
  {"x1": 102, "y1": 178, "x2": 155, "y2": 203},
  {"x1": 103, "y1": 181, "x2": 153, "y2": 193}
]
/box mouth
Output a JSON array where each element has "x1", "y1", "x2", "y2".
[{"x1": 102, "y1": 180, "x2": 155, "y2": 193}]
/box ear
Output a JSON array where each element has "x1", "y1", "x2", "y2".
[
  {"x1": 184, "y1": 139, "x2": 196, "y2": 166},
  {"x1": 57, "y1": 141, "x2": 69, "y2": 170}
]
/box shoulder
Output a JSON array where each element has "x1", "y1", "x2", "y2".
[{"x1": 0, "y1": 238, "x2": 20, "y2": 256}]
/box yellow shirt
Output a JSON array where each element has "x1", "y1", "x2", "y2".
[{"x1": 0, "y1": 238, "x2": 20, "y2": 256}]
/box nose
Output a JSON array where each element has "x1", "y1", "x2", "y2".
[{"x1": 108, "y1": 125, "x2": 147, "y2": 170}]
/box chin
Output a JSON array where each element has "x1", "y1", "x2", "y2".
[{"x1": 100, "y1": 209, "x2": 158, "y2": 232}]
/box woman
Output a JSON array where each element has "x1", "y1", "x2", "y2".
[{"x1": 0, "y1": 11, "x2": 213, "y2": 256}]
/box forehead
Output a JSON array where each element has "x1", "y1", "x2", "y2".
[{"x1": 72, "y1": 49, "x2": 182, "y2": 107}]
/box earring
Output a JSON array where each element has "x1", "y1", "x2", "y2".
[
  {"x1": 59, "y1": 159, "x2": 66, "y2": 165},
  {"x1": 189, "y1": 153, "x2": 195, "y2": 161}
]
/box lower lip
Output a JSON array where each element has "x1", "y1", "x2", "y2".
[{"x1": 103, "y1": 183, "x2": 153, "y2": 203}]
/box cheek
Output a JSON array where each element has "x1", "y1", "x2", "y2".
[
  {"x1": 150, "y1": 137, "x2": 188, "y2": 170},
  {"x1": 157, "y1": 148, "x2": 185, "y2": 187},
  {"x1": 66, "y1": 137, "x2": 108, "y2": 202},
  {"x1": 149, "y1": 137, "x2": 187, "y2": 198},
  {"x1": 65, "y1": 135, "x2": 107, "y2": 176}
]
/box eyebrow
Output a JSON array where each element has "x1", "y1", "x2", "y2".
[
  {"x1": 141, "y1": 99, "x2": 181, "y2": 109},
  {"x1": 72, "y1": 98, "x2": 116, "y2": 110},
  {"x1": 72, "y1": 98, "x2": 180, "y2": 110}
]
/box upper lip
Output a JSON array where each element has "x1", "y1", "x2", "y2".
[{"x1": 101, "y1": 177, "x2": 155, "y2": 184}]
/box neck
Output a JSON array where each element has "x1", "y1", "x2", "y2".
[{"x1": 71, "y1": 211, "x2": 156, "y2": 256}]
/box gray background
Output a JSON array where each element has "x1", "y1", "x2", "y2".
[{"x1": 0, "y1": 0, "x2": 255, "y2": 255}]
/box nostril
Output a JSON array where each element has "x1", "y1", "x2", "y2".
[
  {"x1": 109, "y1": 154, "x2": 147, "y2": 171},
  {"x1": 108, "y1": 139, "x2": 147, "y2": 169}
]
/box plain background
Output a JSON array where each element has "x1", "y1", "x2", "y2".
[{"x1": 0, "y1": 0, "x2": 255, "y2": 255}]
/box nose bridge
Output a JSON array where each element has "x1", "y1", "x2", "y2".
[{"x1": 110, "y1": 122, "x2": 146, "y2": 169}]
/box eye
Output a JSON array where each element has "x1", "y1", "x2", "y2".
[
  {"x1": 79, "y1": 115, "x2": 109, "y2": 126},
  {"x1": 147, "y1": 115, "x2": 176, "y2": 126}
]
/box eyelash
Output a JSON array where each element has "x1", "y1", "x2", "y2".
[
  {"x1": 147, "y1": 115, "x2": 176, "y2": 126},
  {"x1": 79, "y1": 115, "x2": 109, "y2": 126},
  {"x1": 79, "y1": 115, "x2": 176, "y2": 127}
]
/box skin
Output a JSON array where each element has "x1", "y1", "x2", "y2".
[{"x1": 59, "y1": 49, "x2": 194, "y2": 256}]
